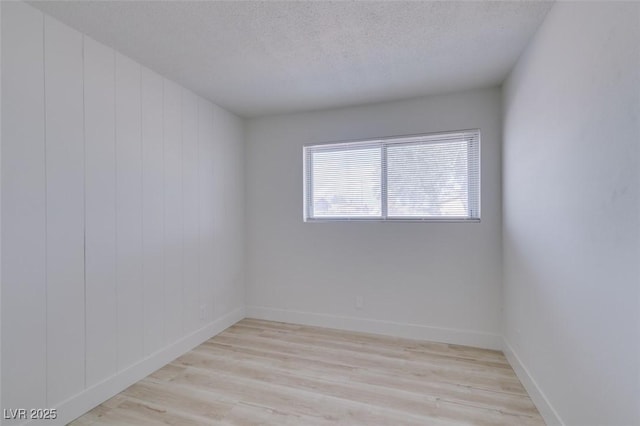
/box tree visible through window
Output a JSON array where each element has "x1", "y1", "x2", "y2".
[{"x1": 304, "y1": 130, "x2": 480, "y2": 221}]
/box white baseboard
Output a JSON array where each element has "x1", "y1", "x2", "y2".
[
  {"x1": 502, "y1": 337, "x2": 564, "y2": 426},
  {"x1": 39, "y1": 307, "x2": 245, "y2": 426},
  {"x1": 246, "y1": 305, "x2": 502, "y2": 350}
]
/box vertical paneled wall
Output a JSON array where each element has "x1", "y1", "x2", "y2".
[
  {"x1": 84, "y1": 34, "x2": 118, "y2": 390},
  {"x1": 198, "y1": 100, "x2": 217, "y2": 322},
  {"x1": 115, "y1": 52, "x2": 144, "y2": 372},
  {"x1": 141, "y1": 67, "x2": 166, "y2": 357},
  {"x1": 1, "y1": 2, "x2": 245, "y2": 424},
  {"x1": 182, "y1": 91, "x2": 201, "y2": 334},
  {"x1": 44, "y1": 15, "x2": 86, "y2": 405},
  {"x1": 1, "y1": 2, "x2": 47, "y2": 415},
  {"x1": 162, "y1": 79, "x2": 184, "y2": 345},
  {"x1": 0, "y1": 2, "x2": 3, "y2": 413}
]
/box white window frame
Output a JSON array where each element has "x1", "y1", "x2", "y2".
[{"x1": 303, "y1": 129, "x2": 481, "y2": 222}]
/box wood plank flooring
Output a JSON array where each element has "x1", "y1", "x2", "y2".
[{"x1": 70, "y1": 319, "x2": 545, "y2": 425}]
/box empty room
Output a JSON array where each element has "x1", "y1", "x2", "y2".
[{"x1": 1, "y1": 1, "x2": 638, "y2": 425}]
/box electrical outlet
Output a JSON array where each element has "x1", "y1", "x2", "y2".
[{"x1": 355, "y1": 295, "x2": 364, "y2": 310}]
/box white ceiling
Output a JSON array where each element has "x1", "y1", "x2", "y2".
[{"x1": 30, "y1": 1, "x2": 553, "y2": 118}]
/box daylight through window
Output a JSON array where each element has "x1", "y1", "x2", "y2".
[{"x1": 304, "y1": 130, "x2": 480, "y2": 221}]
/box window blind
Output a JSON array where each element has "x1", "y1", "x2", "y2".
[{"x1": 304, "y1": 130, "x2": 480, "y2": 221}]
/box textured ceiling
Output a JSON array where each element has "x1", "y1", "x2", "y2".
[{"x1": 30, "y1": 1, "x2": 553, "y2": 118}]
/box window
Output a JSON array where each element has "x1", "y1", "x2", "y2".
[{"x1": 303, "y1": 129, "x2": 480, "y2": 221}]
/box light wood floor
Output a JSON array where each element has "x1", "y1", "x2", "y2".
[{"x1": 71, "y1": 319, "x2": 545, "y2": 425}]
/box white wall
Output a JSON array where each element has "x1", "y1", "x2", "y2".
[
  {"x1": 245, "y1": 88, "x2": 503, "y2": 349},
  {"x1": 1, "y1": 2, "x2": 245, "y2": 425},
  {"x1": 0, "y1": 0, "x2": 3, "y2": 413},
  {"x1": 502, "y1": 2, "x2": 640, "y2": 425}
]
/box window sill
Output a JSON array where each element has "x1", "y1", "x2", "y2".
[{"x1": 304, "y1": 217, "x2": 481, "y2": 223}]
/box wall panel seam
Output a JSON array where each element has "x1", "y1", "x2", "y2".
[
  {"x1": 42, "y1": 11, "x2": 49, "y2": 407},
  {"x1": 113, "y1": 48, "x2": 119, "y2": 373},
  {"x1": 82, "y1": 34, "x2": 87, "y2": 391}
]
